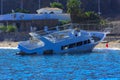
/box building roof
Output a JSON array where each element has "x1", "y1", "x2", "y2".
[
  {"x1": 36, "y1": 7, "x2": 63, "y2": 14},
  {"x1": 0, "y1": 12, "x2": 71, "y2": 21},
  {"x1": 37, "y1": 7, "x2": 62, "y2": 11},
  {"x1": 0, "y1": 13, "x2": 51, "y2": 21}
]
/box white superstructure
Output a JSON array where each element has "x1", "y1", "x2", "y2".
[{"x1": 18, "y1": 23, "x2": 106, "y2": 55}]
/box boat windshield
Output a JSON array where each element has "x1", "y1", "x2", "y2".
[{"x1": 44, "y1": 29, "x2": 72, "y2": 43}]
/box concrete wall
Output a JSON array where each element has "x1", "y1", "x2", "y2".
[
  {"x1": 0, "y1": 32, "x2": 30, "y2": 41},
  {"x1": 0, "y1": 19, "x2": 58, "y2": 32}
]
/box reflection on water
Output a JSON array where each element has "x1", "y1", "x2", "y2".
[{"x1": 0, "y1": 49, "x2": 120, "y2": 79}]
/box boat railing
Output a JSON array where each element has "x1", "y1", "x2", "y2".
[{"x1": 34, "y1": 23, "x2": 81, "y2": 36}]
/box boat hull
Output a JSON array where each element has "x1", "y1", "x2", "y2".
[
  {"x1": 56, "y1": 42, "x2": 98, "y2": 54},
  {"x1": 17, "y1": 27, "x2": 106, "y2": 55},
  {"x1": 18, "y1": 42, "x2": 98, "y2": 55}
]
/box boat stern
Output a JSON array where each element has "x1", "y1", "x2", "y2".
[
  {"x1": 89, "y1": 31, "x2": 107, "y2": 43},
  {"x1": 18, "y1": 40, "x2": 44, "y2": 55}
]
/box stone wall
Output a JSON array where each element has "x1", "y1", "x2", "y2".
[{"x1": 0, "y1": 32, "x2": 30, "y2": 41}]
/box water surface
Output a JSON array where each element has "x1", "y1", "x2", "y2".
[{"x1": 0, "y1": 48, "x2": 120, "y2": 79}]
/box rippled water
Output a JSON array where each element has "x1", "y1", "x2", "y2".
[{"x1": 0, "y1": 48, "x2": 120, "y2": 80}]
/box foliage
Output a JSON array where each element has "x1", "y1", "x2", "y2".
[
  {"x1": 14, "y1": 8, "x2": 30, "y2": 13},
  {"x1": 67, "y1": 0, "x2": 82, "y2": 23},
  {"x1": 84, "y1": 11, "x2": 101, "y2": 23},
  {"x1": 67, "y1": 0, "x2": 101, "y2": 24},
  {"x1": 0, "y1": 25, "x2": 7, "y2": 32},
  {"x1": 73, "y1": 11, "x2": 101, "y2": 23},
  {"x1": 50, "y1": 2, "x2": 64, "y2": 9},
  {"x1": 6, "y1": 25, "x2": 17, "y2": 32},
  {"x1": 85, "y1": 11, "x2": 100, "y2": 20},
  {"x1": 67, "y1": 0, "x2": 81, "y2": 14},
  {"x1": 59, "y1": 20, "x2": 70, "y2": 25},
  {"x1": 100, "y1": 19, "x2": 107, "y2": 25},
  {"x1": 0, "y1": 25, "x2": 17, "y2": 32}
]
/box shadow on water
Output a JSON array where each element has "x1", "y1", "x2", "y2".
[
  {"x1": 15, "y1": 48, "x2": 116, "y2": 57},
  {"x1": 65, "y1": 51, "x2": 92, "y2": 56},
  {"x1": 1, "y1": 48, "x2": 120, "y2": 57},
  {"x1": 15, "y1": 50, "x2": 93, "y2": 57}
]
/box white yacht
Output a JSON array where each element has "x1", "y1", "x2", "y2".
[{"x1": 18, "y1": 23, "x2": 107, "y2": 55}]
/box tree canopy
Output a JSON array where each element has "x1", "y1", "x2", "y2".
[
  {"x1": 67, "y1": 0, "x2": 81, "y2": 14},
  {"x1": 67, "y1": 0, "x2": 101, "y2": 23},
  {"x1": 50, "y1": 2, "x2": 63, "y2": 9},
  {"x1": 14, "y1": 8, "x2": 30, "y2": 13}
]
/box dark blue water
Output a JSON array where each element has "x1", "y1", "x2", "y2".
[{"x1": 0, "y1": 48, "x2": 120, "y2": 80}]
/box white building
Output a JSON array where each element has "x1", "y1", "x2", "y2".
[{"x1": 36, "y1": 7, "x2": 63, "y2": 14}]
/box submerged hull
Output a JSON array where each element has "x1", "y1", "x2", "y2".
[{"x1": 18, "y1": 42, "x2": 98, "y2": 55}]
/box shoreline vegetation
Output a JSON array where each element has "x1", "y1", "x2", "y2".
[{"x1": 0, "y1": 40, "x2": 120, "y2": 49}]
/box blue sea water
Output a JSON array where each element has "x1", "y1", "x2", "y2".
[{"x1": 0, "y1": 48, "x2": 120, "y2": 80}]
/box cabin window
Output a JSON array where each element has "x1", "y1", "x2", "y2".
[
  {"x1": 84, "y1": 40, "x2": 88, "y2": 45},
  {"x1": 50, "y1": 11, "x2": 54, "y2": 14},
  {"x1": 61, "y1": 39, "x2": 91, "y2": 50},
  {"x1": 69, "y1": 43, "x2": 76, "y2": 48},
  {"x1": 88, "y1": 39, "x2": 91, "y2": 43},
  {"x1": 77, "y1": 42, "x2": 82, "y2": 46},
  {"x1": 61, "y1": 45, "x2": 68, "y2": 50}
]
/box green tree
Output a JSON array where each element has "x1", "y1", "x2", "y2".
[
  {"x1": 67, "y1": 0, "x2": 81, "y2": 13},
  {"x1": 0, "y1": 25, "x2": 7, "y2": 32},
  {"x1": 67, "y1": 0, "x2": 101, "y2": 24},
  {"x1": 59, "y1": 20, "x2": 70, "y2": 25},
  {"x1": 67, "y1": 0, "x2": 81, "y2": 22},
  {"x1": 0, "y1": 25, "x2": 17, "y2": 32},
  {"x1": 15, "y1": 8, "x2": 30, "y2": 13},
  {"x1": 6, "y1": 25, "x2": 17, "y2": 32},
  {"x1": 84, "y1": 11, "x2": 100, "y2": 23},
  {"x1": 50, "y1": 2, "x2": 63, "y2": 9}
]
